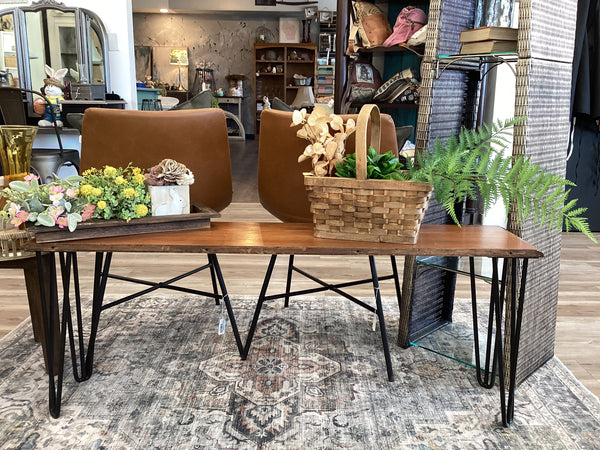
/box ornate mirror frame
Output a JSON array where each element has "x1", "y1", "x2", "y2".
[{"x1": 0, "y1": 0, "x2": 110, "y2": 109}]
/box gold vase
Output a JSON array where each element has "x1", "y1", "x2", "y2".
[{"x1": 0, "y1": 125, "x2": 37, "y2": 183}]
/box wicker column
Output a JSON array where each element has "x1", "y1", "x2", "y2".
[
  {"x1": 403, "y1": 0, "x2": 577, "y2": 386},
  {"x1": 506, "y1": 0, "x2": 577, "y2": 383}
]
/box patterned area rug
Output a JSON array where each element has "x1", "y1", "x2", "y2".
[{"x1": 1, "y1": 295, "x2": 599, "y2": 449}]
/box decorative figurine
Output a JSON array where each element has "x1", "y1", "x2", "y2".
[{"x1": 33, "y1": 65, "x2": 68, "y2": 127}]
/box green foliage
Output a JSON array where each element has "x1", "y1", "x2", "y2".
[
  {"x1": 335, "y1": 147, "x2": 405, "y2": 180},
  {"x1": 403, "y1": 117, "x2": 596, "y2": 242},
  {"x1": 1, "y1": 175, "x2": 93, "y2": 232}
]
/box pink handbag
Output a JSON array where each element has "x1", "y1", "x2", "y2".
[{"x1": 383, "y1": 6, "x2": 427, "y2": 47}]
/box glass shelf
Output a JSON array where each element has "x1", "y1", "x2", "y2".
[
  {"x1": 410, "y1": 256, "x2": 504, "y2": 369},
  {"x1": 410, "y1": 297, "x2": 497, "y2": 370},
  {"x1": 435, "y1": 52, "x2": 518, "y2": 79},
  {"x1": 416, "y1": 255, "x2": 503, "y2": 282}
]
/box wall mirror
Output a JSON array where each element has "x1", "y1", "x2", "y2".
[{"x1": 0, "y1": 0, "x2": 110, "y2": 117}]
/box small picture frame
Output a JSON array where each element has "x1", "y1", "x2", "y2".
[
  {"x1": 318, "y1": 10, "x2": 333, "y2": 24},
  {"x1": 304, "y1": 6, "x2": 317, "y2": 19},
  {"x1": 279, "y1": 18, "x2": 301, "y2": 43}
]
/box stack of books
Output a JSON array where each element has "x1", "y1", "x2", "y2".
[{"x1": 459, "y1": 26, "x2": 518, "y2": 55}]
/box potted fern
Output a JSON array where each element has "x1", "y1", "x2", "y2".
[{"x1": 294, "y1": 105, "x2": 595, "y2": 243}]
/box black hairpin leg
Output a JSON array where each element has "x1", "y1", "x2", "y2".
[
  {"x1": 62, "y1": 251, "x2": 111, "y2": 384},
  {"x1": 284, "y1": 255, "x2": 294, "y2": 307},
  {"x1": 207, "y1": 254, "x2": 243, "y2": 355},
  {"x1": 470, "y1": 256, "x2": 499, "y2": 388},
  {"x1": 209, "y1": 258, "x2": 220, "y2": 306},
  {"x1": 242, "y1": 254, "x2": 278, "y2": 359},
  {"x1": 369, "y1": 256, "x2": 394, "y2": 382},
  {"x1": 495, "y1": 257, "x2": 528, "y2": 426},
  {"x1": 390, "y1": 255, "x2": 402, "y2": 311},
  {"x1": 36, "y1": 251, "x2": 66, "y2": 419}
]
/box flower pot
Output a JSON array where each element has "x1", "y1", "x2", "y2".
[{"x1": 149, "y1": 185, "x2": 190, "y2": 216}]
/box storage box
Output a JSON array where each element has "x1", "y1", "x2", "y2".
[
  {"x1": 317, "y1": 75, "x2": 334, "y2": 85},
  {"x1": 3, "y1": 55, "x2": 16, "y2": 68},
  {"x1": 71, "y1": 84, "x2": 106, "y2": 100}
]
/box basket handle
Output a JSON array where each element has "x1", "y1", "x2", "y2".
[{"x1": 355, "y1": 104, "x2": 381, "y2": 181}]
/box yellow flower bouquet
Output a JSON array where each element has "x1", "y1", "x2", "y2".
[{"x1": 80, "y1": 164, "x2": 151, "y2": 221}]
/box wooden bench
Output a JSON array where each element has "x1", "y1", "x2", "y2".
[{"x1": 25, "y1": 222, "x2": 541, "y2": 425}]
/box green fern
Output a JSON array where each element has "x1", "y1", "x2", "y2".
[{"x1": 406, "y1": 117, "x2": 596, "y2": 242}]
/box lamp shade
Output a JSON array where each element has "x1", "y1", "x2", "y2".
[
  {"x1": 169, "y1": 48, "x2": 189, "y2": 66},
  {"x1": 291, "y1": 86, "x2": 315, "y2": 108}
]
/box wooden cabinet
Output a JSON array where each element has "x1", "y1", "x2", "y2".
[{"x1": 253, "y1": 43, "x2": 317, "y2": 135}]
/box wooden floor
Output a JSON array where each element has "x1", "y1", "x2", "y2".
[{"x1": 1, "y1": 139, "x2": 598, "y2": 398}]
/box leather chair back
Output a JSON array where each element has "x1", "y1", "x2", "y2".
[
  {"x1": 80, "y1": 108, "x2": 232, "y2": 212},
  {"x1": 258, "y1": 108, "x2": 399, "y2": 222}
]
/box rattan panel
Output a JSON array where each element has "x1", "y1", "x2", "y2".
[
  {"x1": 510, "y1": 57, "x2": 571, "y2": 383},
  {"x1": 518, "y1": 0, "x2": 577, "y2": 63},
  {"x1": 409, "y1": 0, "x2": 576, "y2": 387},
  {"x1": 437, "y1": 0, "x2": 476, "y2": 57}
]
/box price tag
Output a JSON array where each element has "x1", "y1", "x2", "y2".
[
  {"x1": 218, "y1": 300, "x2": 226, "y2": 335},
  {"x1": 218, "y1": 317, "x2": 227, "y2": 335}
]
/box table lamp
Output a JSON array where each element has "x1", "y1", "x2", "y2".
[
  {"x1": 291, "y1": 86, "x2": 315, "y2": 109},
  {"x1": 169, "y1": 48, "x2": 189, "y2": 91}
]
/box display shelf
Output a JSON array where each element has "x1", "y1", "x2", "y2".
[{"x1": 253, "y1": 43, "x2": 317, "y2": 135}]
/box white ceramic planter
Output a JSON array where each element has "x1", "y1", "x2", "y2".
[{"x1": 149, "y1": 185, "x2": 190, "y2": 216}]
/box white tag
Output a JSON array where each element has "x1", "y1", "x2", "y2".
[
  {"x1": 372, "y1": 315, "x2": 378, "y2": 332},
  {"x1": 218, "y1": 317, "x2": 226, "y2": 335}
]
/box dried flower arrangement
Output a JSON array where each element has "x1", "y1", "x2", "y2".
[
  {"x1": 293, "y1": 107, "x2": 356, "y2": 177},
  {"x1": 145, "y1": 158, "x2": 195, "y2": 186}
]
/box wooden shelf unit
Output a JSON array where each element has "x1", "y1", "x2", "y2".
[
  {"x1": 335, "y1": 1, "x2": 429, "y2": 139},
  {"x1": 253, "y1": 43, "x2": 317, "y2": 135}
]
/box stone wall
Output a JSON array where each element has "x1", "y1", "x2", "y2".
[{"x1": 134, "y1": 13, "x2": 285, "y2": 135}]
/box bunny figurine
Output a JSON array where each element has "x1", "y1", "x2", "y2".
[{"x1": 36, "y1": 64, "x2": 68, "y2": 127}]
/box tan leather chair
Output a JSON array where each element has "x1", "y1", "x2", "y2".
[
  {"x1": 78, "y1": 108, "x2": 234, "y2": 336},
  {"x1": 257, "y1": 108, "x2": 403, "y2": 316},
  {"x1": 258, "y1": 108, "x2": 399, "y2": 222},
  {"x1": 80, "y1": 108, "x2": 232, "y2": 212}
]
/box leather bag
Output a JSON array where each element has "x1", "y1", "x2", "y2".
[
  {"x1": 347, "y1": 60, "x2": 383, "y2": 104},
  {"x1": 346, "y1": 1, "x2": 392, "y2": 54}
]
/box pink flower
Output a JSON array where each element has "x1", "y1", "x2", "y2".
[
  {"x1": 24, "y1": 174, "x2": 39, "y2": 184},
  {"x1": 47, "y1": 205, "x2": 65, "y2": 221},
  {"x1": 10, "y1": 210, "x2": 29, "y2": 226},
  {"x1": 81, "y1": 204, "x2": 96, "y2": 221},
  {"x1": 49, "y1": 185, "x2": 65, "y2": 204},
  {"x1": 65, "y1": 188, "x2": 77, "y2": 198},
  {"x1": 56, "y1": 216, "x2": 69, "y2": 228},
  {"x1": 7, "y1": 202, "x2": 21, "y2": 216}
]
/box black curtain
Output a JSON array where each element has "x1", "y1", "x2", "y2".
[{"x1": 568, "y1": 0, "x2": 600, "y2": 231}]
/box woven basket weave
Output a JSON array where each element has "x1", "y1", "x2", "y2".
[{"x1": 304, "y1": 104, "x2": 433, "y2": 244}]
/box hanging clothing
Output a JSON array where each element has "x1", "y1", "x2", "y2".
[{"x1": 571, "y1": 0, "x2": 600, "y2": 119}]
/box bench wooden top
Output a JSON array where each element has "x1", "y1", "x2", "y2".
[{"x1": 23, "y1": 222, "x2": 543, "y2": 259}]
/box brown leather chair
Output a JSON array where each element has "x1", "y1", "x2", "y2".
[
  {"x1": 80, "y1": 108, "x2": 232, "y2": 212},
  {"x1": 258, "y1": 108, "x2": 399, "y2": 222},
  {"x1": 77, "y1": 108, "x2": 233, "y2": 327}
]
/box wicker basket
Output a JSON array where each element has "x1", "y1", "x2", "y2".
[{"x1": 304, "y1": 104, "x2": 433, "y2": 244}]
